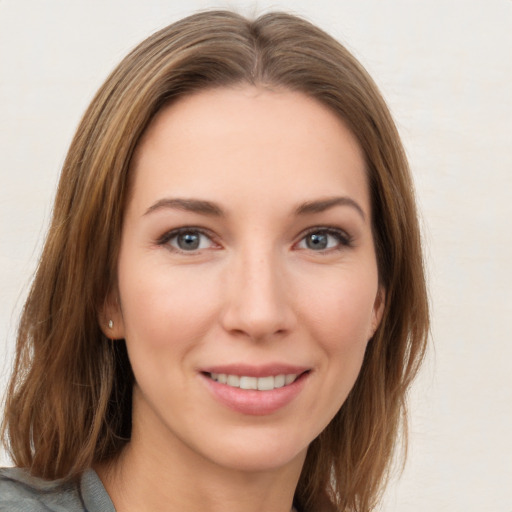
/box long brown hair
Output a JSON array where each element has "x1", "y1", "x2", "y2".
[{"x1": 2, "y1": 10, "x2": 429, "y2": 511}]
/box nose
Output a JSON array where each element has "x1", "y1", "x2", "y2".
[{"x1": 220, "y1": 248, "x2": 296, "y2": 341}]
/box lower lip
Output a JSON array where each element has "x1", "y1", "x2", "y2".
[{"x1": 201, "y1": 372, "x2": 309, "y2": 416}]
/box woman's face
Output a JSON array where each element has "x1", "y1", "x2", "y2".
[{"x1": 107, "y1": 86, "x2": 384, "y2": 474}]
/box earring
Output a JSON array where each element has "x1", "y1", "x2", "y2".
[{"x1": 108, "y1": 320, "x2": 114, "y2": 329}]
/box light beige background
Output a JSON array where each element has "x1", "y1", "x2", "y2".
[{"x1": 1, "y1": 1, "x2": 511, "y2": 510}]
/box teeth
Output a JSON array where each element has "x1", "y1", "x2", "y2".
[
  {"x1": 227, "y1": 375, "x2": 240, "y2": 387},
  {"x1": 257, "y1": 376, "x2": 274, "y2": 391},
  {"x1": 274, "y1": 374, "x2": 286, "y2": 388},
  {"x1": 285, "y1": 374, "x2": 296, "y2": 385},
  {"x1": 209, "y1": 373, "x2": 299, "y2": 390},
  {"x1": 239, "y1": 376, "x2": 258, "y2": 390}
]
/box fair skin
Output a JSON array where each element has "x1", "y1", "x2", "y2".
[{"x1": 99, "y1": 85, "x2": 384, "y2": 512}]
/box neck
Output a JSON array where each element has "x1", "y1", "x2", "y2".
[
  {"x1": 96, "y1": 400, "x2": 305, "y2": 512},
  {"x1": 98, "y1": 444, "x2": 303, "y2": 512}
]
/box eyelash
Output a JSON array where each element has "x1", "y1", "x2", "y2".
[
  {"x1": 295, "y1": 227, "x2": 353, "y2": 252},
  {"x1": 157, "y1": 227, "x2": 218, "y2": 253},
  {"x1": 157, "y1": 226, "x2": 353, "y2": 254}
]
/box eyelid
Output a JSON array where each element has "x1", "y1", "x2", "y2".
[
  {"x1": 294, "y1": 226, "x2": 353, "y2": 251},
  {"x1": 157, "y1": 226, "x2": 220, "y2": 253},
  {"x1": 156, "y1": 225, "x2": 352, "y2": 254}
]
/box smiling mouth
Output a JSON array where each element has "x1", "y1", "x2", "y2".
[{"x1": 206, "y1": 372, "x2": 303, "y2": 391}]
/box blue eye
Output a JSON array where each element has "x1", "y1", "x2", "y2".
[
  {"x1": 297, "y1": 229, "x2": 350, "y2": 251},
  {"x1": 162, "y1": 229, "x2": 215, "y2": 252}
]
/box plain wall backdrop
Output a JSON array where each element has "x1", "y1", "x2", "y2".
[{"x1": 1, "y1": 1, "x2": 511, "y2": 510}]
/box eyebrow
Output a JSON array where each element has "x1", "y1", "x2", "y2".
[
  {"x1": 144, "y1": 198, "x2": 224, "y2": 217},
  {"x1": 295, "y1": 196, "x2": 366, "y2": 221},
  {"x1": 144, "y1": 195, "x2": 366, "y2": 220}
]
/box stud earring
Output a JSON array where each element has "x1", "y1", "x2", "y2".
[{"x1": 108, "y1": 320, "x2": 114, "y2": 329}]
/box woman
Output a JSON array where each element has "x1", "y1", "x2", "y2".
[{"x1": 0, "y1": 10, "x2": 428, "y2": 512}]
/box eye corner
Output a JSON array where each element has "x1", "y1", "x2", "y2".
[
  {"x1": 294, "y1": 226, "x2": 353, "y2": 253},
  {"x1": 157, "y1": 226, "x2": 221, "y2": 254}
]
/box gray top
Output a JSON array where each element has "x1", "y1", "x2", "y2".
[{"x1": 0, "y1": 467, "x2": 115, "y2": 511}]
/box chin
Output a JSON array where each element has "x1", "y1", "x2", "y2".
[
  {"x1": 213, "y1": 446, "x2": 307, "y2": 474},
  {"x1": 192, "y1": 426, "x2": 311, "y2": 474}
]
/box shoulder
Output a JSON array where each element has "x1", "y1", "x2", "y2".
[{"x1": 0, "y1": 467, "x2": 85, "y2": 512}]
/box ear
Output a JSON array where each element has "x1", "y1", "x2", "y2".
[
  {"x1": 98, "y1": 290, "x2": 125, "y2": 340},
  {"x1": 369, "y1": 286, "x2": 386, "y2": 339}
]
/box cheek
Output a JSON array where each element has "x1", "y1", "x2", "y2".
[
  {"x1": 299, "y1": 268, "x2": 379, "y2": 350},
  {"x1": 117, "y1": 258, "x2": 222, "y2": 351},
  {"x1": 294, "y1": 272, "x2": 378, "y2": 432},
  {"x1": 116, "y1": 261, "x2": 224, "y2": 404}
]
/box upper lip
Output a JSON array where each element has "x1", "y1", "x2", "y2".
[{"x1": 199, "y1": 363, "x2": 310, "y2": 377}]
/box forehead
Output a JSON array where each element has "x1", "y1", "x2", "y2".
[{"x1": 128, "y1": 86, "x2": 369, "y2": 216}]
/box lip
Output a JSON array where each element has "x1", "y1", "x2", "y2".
[
  {"x1": 199, "y1": 364, "x2": 311, "y2": 416},
  {"x1": 200, "y1": 363, "x2": 310, "y2": 377}
]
